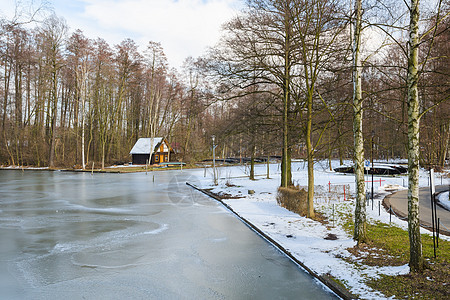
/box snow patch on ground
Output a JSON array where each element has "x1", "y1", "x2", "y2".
[
  {"x1": 189, "y1": 161, "x2": 449, "y2": 299},
  {"x1": 1, "y1": 166, "x2": 49, "y2": 170},
  {"x1": 438, "y1": 191, "x2": 450, "y2": 211}
]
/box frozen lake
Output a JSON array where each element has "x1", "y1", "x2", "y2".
[{"x1": 0, "y1": 170, "x2": 337, "y2": 299}]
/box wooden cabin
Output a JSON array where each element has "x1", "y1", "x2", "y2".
[{"x1": 130, "y1": 137, "x2": 174, "y2": 165}]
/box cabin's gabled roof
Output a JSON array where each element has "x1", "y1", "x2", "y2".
[{"x1": 129, "y1": 137, "x2": 163, "y2": 154}]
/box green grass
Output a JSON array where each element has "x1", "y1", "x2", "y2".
[
  {"x1": 344, "y1": 217, "x2": 449, "y2": 262},
  {"x1": 336, "y1": 208, "x2": 450, "y2": 299}
]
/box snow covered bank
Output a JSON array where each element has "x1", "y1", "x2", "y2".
[{"x1": 188, "y1": 161, "x2": 449, "y2": 299}]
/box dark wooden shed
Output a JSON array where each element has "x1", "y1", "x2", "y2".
[{"x1": 130, "y1": 137, "x2": 174, "y2": 165}]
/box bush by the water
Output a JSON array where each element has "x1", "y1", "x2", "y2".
[{"x1": 276, "y1": 186, "x2": 308, "y2": 216}]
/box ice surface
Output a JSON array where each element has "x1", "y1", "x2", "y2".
[{"x1": 0, "y1": 169, "x2": 337, "y2": 299}]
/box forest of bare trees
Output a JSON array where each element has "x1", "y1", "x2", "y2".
[
  {"x1": 1, "y1": 2, "x2": 447, "y2": 171},
  {"x1": 0, "y1": 12, "x2": 219, "y2": 168}
]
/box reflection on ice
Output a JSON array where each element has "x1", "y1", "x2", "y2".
[
  {"x1": 61, "y1": 203, "x2": 135, "y2": 214},
  {"x1": 72, "y1": 250, "x2": 144, "y2": 269},
  {"x1": 143, "y1": 223, "x2": 168, "y2": 235}
]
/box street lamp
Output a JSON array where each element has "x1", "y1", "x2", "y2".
[
  {"x1": 371, "y1": 130, "x2": 375, "y2": 209},
  {"x1": 212, "y1": 135, "x2": 217, "y2": 185}
]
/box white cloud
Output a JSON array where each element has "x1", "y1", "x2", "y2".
[
  {"x1": 1, "y1": 0, "x2": 241, "y2": 69},
  {"x1": 76, "y1": 0, "x2": 242, "y2": 69}
]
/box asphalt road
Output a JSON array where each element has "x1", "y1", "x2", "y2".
[{"x1": 384, "y1": 185, "x2": 450, "y2": 235}]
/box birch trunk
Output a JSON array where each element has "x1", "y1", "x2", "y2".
[
  {"x1": 352, "y1": 0, "x2": 367, "y2": 244},
  {"x1": 439, "y1": 122, "x2": 449, "y2": 167},
  {"x1": 407, "y1": 0, "x2": 424, "y2": 272},
  {"x1": 81, "y1": 98, "x2": 85, "y2": 169},
  {"x1": 79, "y1": 69, "x2": 87, "y2": 170}
]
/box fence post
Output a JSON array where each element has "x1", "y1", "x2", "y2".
[
  {"x1": 378, "y1": 201, "x2": 380, "y2": 216},
  {"x1": 333, "y1": 204, "x2": 335, "y2": 227},
  {"x1": 437, "y1": 218, "x2": 440, "y2": 248},
  {"x1": 329, "y1": 181, "x2": 331, "y2": 193},
  {"x1": 343, "y1": 185, "x2": 346, "y2": 201},
  {"x1": 389, "y1": 205, "x2": 392, "y2": 224}
]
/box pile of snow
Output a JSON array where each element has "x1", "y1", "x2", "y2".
[
  {"x1": 106, "y1": 164, "x2": 135, "y2": 168},
  {"x1": 438, "y1": 191, "x2": 450, "y2": 211},
  {"x1": 379, "y1": 184, "x2": 407, "y2": 192},
  {"x1": 190, "y1": 160, "x2": 449, "y2": 299}
]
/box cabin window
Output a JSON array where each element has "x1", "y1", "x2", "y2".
[
  {"x1": 164, "y1": 155, "x2": 168, "y2": 162},
  {"x1": 155, "y1": 155, "x2": 159, "y2": 162}
]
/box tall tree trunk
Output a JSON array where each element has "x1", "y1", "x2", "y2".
[
  {"x1": 352, "y1": 0, "x2": 367, "y2": 244},
  {"x1": 101, "y1": 141, "x2": 106, "y2": 170},
  {"x1": 250, "y1": 141, "x2": 256, "y2": 180},
  {"x1": 79, "y1": 67, "x2": 87, "y2": 170},
  {"x1": 81, "y1": 92, "x2": 86, "y2": 169},
  {"x1": 2, "y1": 57, "x2": 11, "y2": 131},
  {"x1": 338, "y1": 126, "x2": 344, "y2": 165},
  {"x1": 407, "y1": 0, "x2": 424, "y2": 272},
  {"x1": 281, "y1": 3, "x2": 292, "y2": 188},
  {"x1": 438, "y1": 122, "x2": 449, "y2": 167},
  {"x1": 281, "y1": 97, "x2": 290, "y2": 187},
  {"x1": 14, "y1": 64, "x2": 23, "y2": 129},
  {"x1": 48, "y1": 70, "x2": 58, "y2": 168},
  {"x1": 306, "y1": 92, "x2": 315, "y2": 218}
]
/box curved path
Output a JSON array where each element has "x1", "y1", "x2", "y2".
[{"x1": 384, "y1": 185, "x2": 450, "y2": 236}]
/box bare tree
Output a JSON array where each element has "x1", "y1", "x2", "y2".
[
  {"x1": 290, "y1": 0, "x2": 347, "y2": 218},
  {"x1": 67, "y1": 30, "x2": 92, "y2": 169},
  {"x1": 406, "y1": 0, "x2": 424, "y2": 273},
  {"x1": 38, "y1": 14, "x2": 67, "y2": 167},
  {"x1": 209, "y1": 0, "x2": 297, "y2": 187},
  {"x1": 91, "y1": 38, "x2": 114, "y2": 169}
]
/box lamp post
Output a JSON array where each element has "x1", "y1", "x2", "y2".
[
  {"x1": 371, "y1": 130, "x2": 375, "y2": 208},
  {"x1": 212, "y1": 135, "x2": 217, "y2": 185}
]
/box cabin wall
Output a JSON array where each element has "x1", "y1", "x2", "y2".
[
  {"x1": 151, "y1": 152, "x2": 170, "y2": 164},
  {"x1": 132, "y1": 154, "x2": 150, "y2": 165}
]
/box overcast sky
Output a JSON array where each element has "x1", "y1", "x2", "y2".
[{"x1": 1, "y1": 0, "x2": 243, "y2": 70}]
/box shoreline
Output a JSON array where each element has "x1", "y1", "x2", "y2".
[
  {"x1": 186, "y1": 182, "x2": 356, "y2": 300},
  {"x1": 0, "y1": 164, "x2": 192, "y2": 174}
]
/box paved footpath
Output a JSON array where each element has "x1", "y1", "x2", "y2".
[{"x1": 384, "y1": 185, "x2": 450, "y2": 236}]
